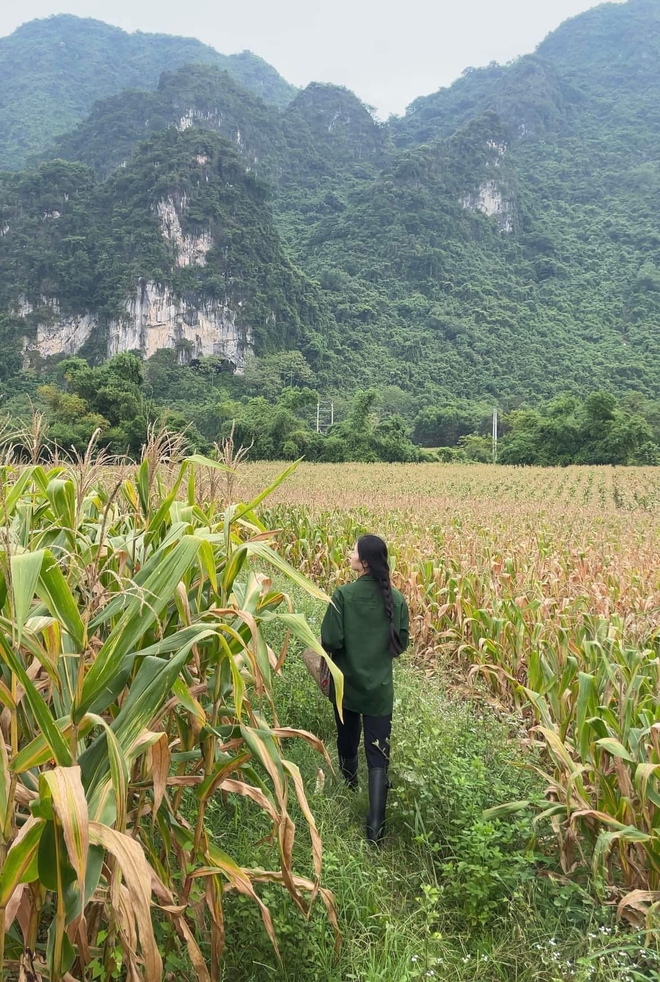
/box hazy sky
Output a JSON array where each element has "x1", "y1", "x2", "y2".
[{"x1": 0, "y1": 0, "x2": 625, "y2": 117}]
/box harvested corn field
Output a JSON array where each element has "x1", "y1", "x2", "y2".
[{"x1": 233, "y1": 463, "x2": 660, "y2": 915}]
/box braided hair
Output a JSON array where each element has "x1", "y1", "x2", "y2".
[{"x1": 357, "y1": 534, "x2": 404, "y2": 657}]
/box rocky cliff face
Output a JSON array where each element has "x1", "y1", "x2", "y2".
[
  {"x1": 461, "y1": 181, "x2": 513, "y2": 232},
  {"x1": 155, "y1": 194, "x2": 214, "y2": 267},
  {"x1": 460, "y1": 140, "x2": 513, "y2": 232},
  {"x1": 19, "y1": 188, "x2": 253, "y2": 368},
  {"x1": 21, "y1": 283, "x2": 252, "y2": 369},
  {"x1": 108, "y1": 280, "x2": 251, "y2": 364}
]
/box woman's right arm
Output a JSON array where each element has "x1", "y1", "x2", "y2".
[{"x1": 321, "y1": 589, "x2": 344, "y2": 654}]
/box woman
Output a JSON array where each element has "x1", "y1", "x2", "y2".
[{"x1": 321, "y1": 534, "x2": 409, "y2": 843}]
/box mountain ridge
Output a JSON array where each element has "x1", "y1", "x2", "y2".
[
  {"x1": 3, "y1": 1, "x2": 660, "y2": 424},
  {"x1": 0, "y1": 14, "x2": 297, "y2": 170}
]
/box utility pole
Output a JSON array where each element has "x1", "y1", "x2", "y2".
[
  {"x1": 315, "y1": 401, "x2": 336, "y2": 433},
  {"x1": 492, "y1": 408, "x2": 498, "y2": 464}
]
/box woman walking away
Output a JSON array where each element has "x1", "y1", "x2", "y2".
[{"x1": 321, "y1": 534, "x2": 409, "y2": 843}]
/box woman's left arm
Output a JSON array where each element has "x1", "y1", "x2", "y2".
[{"x1": 399, "y1": 600, "x2": 410, "y2": 654}]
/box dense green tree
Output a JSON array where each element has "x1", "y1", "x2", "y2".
[{"x1": 498, "y1": 391, "x2": 656, "y2": 466}]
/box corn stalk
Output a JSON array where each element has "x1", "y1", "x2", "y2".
[{"x1": 0, "y1": 453, "x2": 342, "y2": 980}]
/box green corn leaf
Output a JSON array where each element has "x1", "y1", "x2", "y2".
[
  {"x1": 1, "y1": 467, "x2": 39, "y2": 523},
  {"x1": 596, "y1": 738, "x2": 636, "y2": 763},
  {"x1": 536, "y1": 726, "x2": 581, "y2": 775},
  {"x1": 135, "y1": 459, "x2": 151, "y2": 517},
  {"x1": 47, "y1": 913, "x2": 76, "y2": 979},
  {"x1": 586, "y1": 715, "x2": 609, "y2": 741},
  {"x1": 45, "y1": 478, "x2": 76, "y2": 533},
  {"x1": 80, "y1": 632, "x2": 213, "y2": 792},
  {"x1": 261, "y1": 611, "x2": 344, "y2": 716},
  {"x1": 635, "y1": 762, "x2": 660, "y2": 803},
  {"x1": 75, "y1": 534, "x2": 203, "y2": 720},
  {"x1": 231, "y1": 459, "x2": 300, "y2": 523},
  {"x1": 11, "y1": 550, "x2": 44, "y2": 646},
  {"x1": 0, "y1": 731, "x2": 9, "y2": 835},
  {"x1": 172, "y1": 679, "x2": 206, "y2": 725},
  {"x1": 144, "y1": 465, "x2": 187, "y2": 547},
  {"x1": 198, "y1": 539, "x2": 218, "y2": 594},
  {"x1": 576, "y1": 672, "x2": 595, "y2": 762},
  {"x1": 0, "y1": 817, "x2": 45, "y2": 906},
  {"x1": 37, "y1": 550, "x2": 85, "y2": 649},
  {"x1": 86, "y1": 523, "x2": 190, "y2": 628},
  {"x1": 240, "y1": 725, "x2": 286, "y2": 804},
  {"x1": 222, "y1": 544, "x2": 248, "y2": 596},
  {"x1": 241, "y1": 540, "x2": 330, "y2": 603},
  {"x1": 84, "y1": 713, "x2": 129, "y2": 832},
  {"x1": 11, "y1": 716, "x2": 93, "y2": 775},
  {"x1": 482, "y1": 801, "x2": 532, "y2": 820},
  {"x1": 0, "y1": 632, "x2": 72, "y2": 767},
  {"x1": 185, "y1": 454, "x2": 233, "y2": 473}
]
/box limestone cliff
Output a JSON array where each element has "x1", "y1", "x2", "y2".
[
  {"x1": 460, "y1": 140, "x2": 513, "y2": 232},
  {"x1": 2, "y1": 129, "x2": 324, "y2": 374},
  {"x1": 17, "y1": 185, "x2": 252, "y2": 368},
  {"x1": 20, "y1": 282, "x2": 251, "y2": 369}
]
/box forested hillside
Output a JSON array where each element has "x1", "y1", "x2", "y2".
[
  {"x1": 0, "y1": 15, "x2": 296, "y2": 170},
  {"x1": 3, "y1": 0, "x2": 660, "y2": 463},
  {"x1": 0, "y1": 128, "x2": 332, "y2": 371}
]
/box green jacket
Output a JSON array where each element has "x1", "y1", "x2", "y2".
[{"x1": 321, "y1": 574, "x2": 410, "y2": 717}]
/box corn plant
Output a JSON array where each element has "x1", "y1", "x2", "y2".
[
  {"x1": 0, "y1": 453, "x2": 342, "y2": 981},
  {"x1": 251, "y1": 468, "x2": 660, "y2": 921}
]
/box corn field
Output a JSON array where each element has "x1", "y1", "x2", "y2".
[
  {"x1": 0, "y1": 449, "x2": 342, "y2": 981},
  {"x1": 238, "y1": 462, "x2": 660, "y2": 928}
]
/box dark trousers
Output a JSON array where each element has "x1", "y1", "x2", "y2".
[{"x1": 334, "y1": 705, "x2": 392, "y2": 770}]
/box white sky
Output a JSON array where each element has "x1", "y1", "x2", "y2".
[{"x1": 0, "y1": 0, "x2": 626, "y2": 117}]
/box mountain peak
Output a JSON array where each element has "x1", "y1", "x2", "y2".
[
  {"x1": 538, "y1": 0, "x2": 660, "y2": 72},
  {"x1": 0, "y1": 14, "x2": 296, "y2": 170}
]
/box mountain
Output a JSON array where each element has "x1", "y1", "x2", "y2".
[
  {"x1": 0, "y1": 15, "x2": 296, "y2": 170},
  {"x1": 4, "y1": 0, "x2": 660, "y2": 425},
  {"x1": 42, "y1": 68, "x2": 388, "y2": 186},
  {"x1": 0, "y1": 128, "x2": 333, "y2": 382}
]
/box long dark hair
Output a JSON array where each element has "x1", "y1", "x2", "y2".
[{"x1": 357, "y1": 534, "x2": 404, "y2": 657}]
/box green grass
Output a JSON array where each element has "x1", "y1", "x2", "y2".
[{"x1": 191, "y1": 588, "x2": 659, "y2": 981}]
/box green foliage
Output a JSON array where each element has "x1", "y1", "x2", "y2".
[
  {"x1": 0, "y1": 128, "x2": 334, "y2": 363},
  {"x1": 7, "y1": 2, "x2": 660, "y2": 445},
  {"x1": 0, "y1": 453, "x2": 339, "y2": 980},
  {"x1": 38, "y1": 353, "x2": 148, "y2": 455},
  {"x1": 413, "y1": 401, "x2": 492, "y2": 447},
  {"x1": 498, "y1": 391, "x2": 656, "y2": 466},
  {"x1": 216, "y1": 386, "x2": 420, "y2": 463},
  {"x1": 0, "y1": 14, "x2": 297, "y2": 170}
]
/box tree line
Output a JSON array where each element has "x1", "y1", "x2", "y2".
[{"x1": 4, "y1": 351, "x2": 659, "y2": 466}]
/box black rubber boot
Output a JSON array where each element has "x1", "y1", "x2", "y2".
[
  {"x1": 339, "y1": 755, "x2": 359, "y2": 789},
  {"x1": 366, "y1": 768, "x2": 389, "y2": 843}
]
